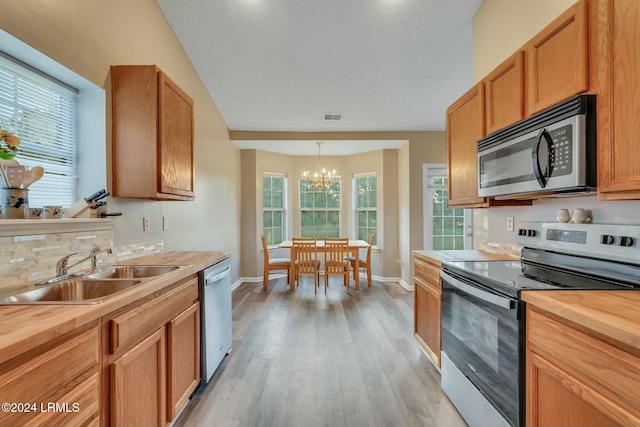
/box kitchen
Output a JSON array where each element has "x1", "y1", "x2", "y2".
[{"x1": 0, "y1": 0, "x2": 639, "y2": 426}]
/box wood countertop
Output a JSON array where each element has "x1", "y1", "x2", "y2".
[
  {"x1": 0, "y1": 251, "x2": 229, "y2": 365},
  {"x1": 413, "y1": 249, "x2": 518, "y2": 267},
  {"x1": 522, "y1": 290, "x2": 640, "y2": 355}
]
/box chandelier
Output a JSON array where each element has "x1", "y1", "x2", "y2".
[{"x1": 303, "y1": 141, "x2": 336, "y2": 190}]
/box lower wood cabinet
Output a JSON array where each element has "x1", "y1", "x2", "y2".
[
  {"x1": 413, "y1": 255, "x2": 442, "y2": 367},
  {"x1": 168, "y1": 302, "x2": 200, "y2": 421},
  {"x1": 526, "y1": 306, "x2": 640, "y2": 426},
  {"x1": 0, "y1": 323, "x2": 101, "y2": 427},
  {"x1": 110, "y1": 328, "x2": 167, "y2": 427},
  {"x1": 102, "y1": 276, "x2": 200, "y2": 427}
]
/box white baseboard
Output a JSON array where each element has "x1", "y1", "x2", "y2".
[{"x1": 234, "y1": 273, "x2": 413, "y2": 291}]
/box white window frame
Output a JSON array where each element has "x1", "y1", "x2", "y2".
[
  {"x1": 0, "y1": 51, "x2": 78, "y2": 208},
  {"x1": 298, "y1": 176, "x2": 342, "y2": 239},
  {"x1": 262, "y1": 172, "x2": 287, "y2": 246},
  {"x1": 353, "y1": 171, "x2": 377, "y2": 245}
]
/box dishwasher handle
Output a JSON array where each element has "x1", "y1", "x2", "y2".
[{"x1": 205, "y1": 265, "x2": 231, "y2": 285}]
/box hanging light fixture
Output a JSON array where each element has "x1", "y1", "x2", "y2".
[{"x1": 303, "y1": 141, "x2": 336, "y2": 190}]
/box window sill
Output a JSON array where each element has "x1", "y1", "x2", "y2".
[{"x1": 0, "y1": 218, "x2": 114, "y2": 238}]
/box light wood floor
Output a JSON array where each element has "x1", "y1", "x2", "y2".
[{"x1": 175, "y1": 276, "x2": 466, "y2": 427}]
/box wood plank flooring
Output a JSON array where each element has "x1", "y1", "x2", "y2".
[{"x1": 175, "y1": 276, "x2": 466, "y2": 427}]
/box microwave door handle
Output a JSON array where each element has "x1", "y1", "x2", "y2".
[
  {"x1": 532, "y1": 129, "x2": 553, "y2": 188},
  {"x1": 440, "y1": 271, "x2": 516, "y2": 310}
]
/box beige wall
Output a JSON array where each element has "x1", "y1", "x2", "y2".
[
  {"x1": 0, "y1": 0, "x2": 241, "y2": 278},
  {"x1": 471, "y1": 0, "x2": 640, "y2": 245}
]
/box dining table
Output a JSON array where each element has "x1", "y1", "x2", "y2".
[{"x1": 279, "y1": 239, "x2": 371, "y2": 292}]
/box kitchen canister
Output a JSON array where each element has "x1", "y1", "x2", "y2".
[{"x1": 1, "y1": 188, "x2": 28, "y2": 219}]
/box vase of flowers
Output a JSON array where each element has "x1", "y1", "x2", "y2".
[
  {"x1": 0, "y1": 126, "x2": 27, "y2": 218},
  {"x1": 0, "y1": 127, "x2": 20, "y2": 160}
]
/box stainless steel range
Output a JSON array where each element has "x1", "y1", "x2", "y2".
[{"x1": 439, "y1": 222, "x2": 640, "y2": 427}]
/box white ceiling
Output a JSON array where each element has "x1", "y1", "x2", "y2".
[
  {"x1": 156, "y1": 0, "x2": 483, "y2": 152},
  {"x1": 233, "y1": 139, "x2": 408, "y2": 156}
]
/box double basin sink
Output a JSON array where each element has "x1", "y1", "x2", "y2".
[{"x1": 0, "y1": 265, "x2": 181, "y2": 305}]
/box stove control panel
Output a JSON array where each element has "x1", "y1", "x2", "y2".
[{"x1": 517, "y1": 222, "x2": 640, "y2": 264}]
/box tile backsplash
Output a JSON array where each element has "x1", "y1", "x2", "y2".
[{"x1": 0, "y1": 227, "x2": 163, "y2": 291}]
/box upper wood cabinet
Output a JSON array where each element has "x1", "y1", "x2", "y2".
[
  {"x1": 112, "y1": 65, "x2": 195, "y2": 201},
  {"x1": 446, "y1": 83, "x2": 487, "y2": 208},
  {"x1": 484, "y1": 50, "x2": 525, "y2": 134},
  {"x1": 526, "y1": 0, "x2": 588, "y2": 115},
  {"x1": 592, "y1": 0, "x2": 640, "y2": 199}
]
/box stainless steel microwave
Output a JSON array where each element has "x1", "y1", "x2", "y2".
[{"x1": 477, "y1": 95, "x2": 597, "y2": 199}]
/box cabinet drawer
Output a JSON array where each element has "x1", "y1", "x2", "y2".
[
  {"x1": 414, "y1": 259, "x2": 441, "y2": 290},
  {"x1": 527, "y1": 308, "x2": 640, "y2": 420},
  {"x1": 110, "y1": 278, "x2": 198, "y2": 354},
  {"x1": 0, "y1": 325, "x2": 99, "y2": 427}
]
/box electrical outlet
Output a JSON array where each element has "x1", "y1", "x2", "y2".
[
  {"x1": 143, "y1": 216, "x2": 150, "y2": 231},
  {"x1": 507, "y1": 216, "x2": 514, "y2": 232},
  {"x1": 163, "y1": 216, "x2": 169, "y2": 231}
]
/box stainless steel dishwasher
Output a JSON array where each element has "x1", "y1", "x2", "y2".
[{"x1": 199, "y1": 258, "x2": 232, "y2": 384}]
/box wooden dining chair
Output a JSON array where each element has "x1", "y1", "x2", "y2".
[
  {"x1": 347, "y1": 233, "x2": 374, "y2": 287},
  {"x1": 324, "y1": 237, "x2": 350, "y2": 294},
  {"x1": 261, "y1": 235, "x2": 290, "y2": 291},
  {"x1": 292, "y1": 237, "x2": 320, "y2": 292}
]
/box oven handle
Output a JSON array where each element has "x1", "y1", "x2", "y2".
[{"x1": 440, "y1": 271, "x2": 516, "y2": 310}]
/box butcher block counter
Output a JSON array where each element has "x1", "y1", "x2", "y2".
[
  {"x1": 522, "y1": 290, "x2": 640, "y2": 355},
  {"x1": 0, "y1": 251, "x2": 229, "y2": 365}
]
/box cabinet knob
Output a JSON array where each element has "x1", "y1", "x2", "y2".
[
  {"x1": 619, "y1": 236, "x2": 634, "y2": 247},
  {"x1": 600, "y1": 234, "x2": 615, "y2": 245}
]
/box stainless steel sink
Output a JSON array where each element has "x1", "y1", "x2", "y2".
[
  {"x1": 0, "y1": 279, "x2": 142, "y2": 304},
  {"x1": 85, "y1": 265, "x2": 180, "y2": 279}
]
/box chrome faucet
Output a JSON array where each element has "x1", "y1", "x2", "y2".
[{"x1": 56, "y1": 246, "x2": 113, "y2": 276}]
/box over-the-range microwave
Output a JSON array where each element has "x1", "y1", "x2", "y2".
[{"x1": 477, "y1": 95, "x2": 597, "y2": 199}]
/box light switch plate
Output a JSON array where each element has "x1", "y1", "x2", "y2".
[{"x1": 163, "y1": 216, "x2": 169, "y2": 231}]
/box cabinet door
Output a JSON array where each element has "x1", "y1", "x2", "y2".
[
  {"x1": 527, "y1": 0, "x2": 588, "y2": 114},
  {"x1": 594, "y1": 0, "x2": 640, "y2": 199},
  {"x1": 484, "y1": 51, "x2": 525, "y2": 134},
  {"x1": 110, "y1": 328, "x2": 166, "y2": 427},
  {"x1": 167, "y1": 302, "x2": 200, "y2": 421},
  {"x1": 414, "y1": 277, "x2": 441, "y2": 367},
  {"x1": 527, "y1": 351, "x2": 622, "y2": 427},
  {"x1": 446, "y1": 82, "x2": 486, "y2": 207},
  {"x1": 158, "y1": 71, "x2": 195, "y2": 199}
]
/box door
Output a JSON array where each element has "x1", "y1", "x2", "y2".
[
  {"x1": 423, "y1": 164, "x2": 472, "y2": 250},
  {"x1": 110, "y1": 328, "x2": 166, "y2": 427}
]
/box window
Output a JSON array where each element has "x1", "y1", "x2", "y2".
[
  {"x1": 0, "y1": 52, "x2": 78, "y2": 208},
  {"x1": 299, "y1": 179, "x2": 341, "y2": 239},
  {"x1": 263, "y1": 173, "x2": 286, "y2": 245},
  {"x1": 355, "y1": 173, "x2": 377, "y2": 244}
]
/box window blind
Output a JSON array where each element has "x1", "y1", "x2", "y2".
[{"x1": 0, "y1": 52, "x2": 77, "y2": 208}]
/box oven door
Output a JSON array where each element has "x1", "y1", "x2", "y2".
[{"x1": 440, "y1": 270, "x2": 523, "y2": 427}]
